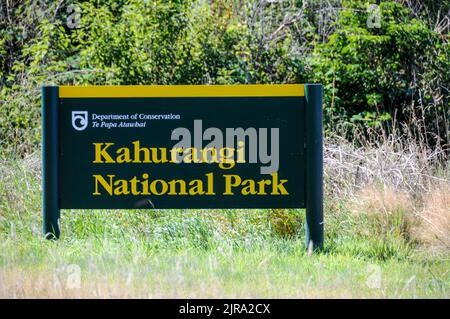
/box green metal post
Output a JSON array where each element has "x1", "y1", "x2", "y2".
[
  {"x1": 305, "y1": 84, "x2": 324, "y2": 251},
  {"x1": 42, "y1": 86, "x2": 60, "y2": 239}
]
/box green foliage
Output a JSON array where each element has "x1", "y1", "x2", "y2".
[
  {"x1": 267, "y1": 209, "x2": 304, "y2": 238},
  {"x1": 311, "y1": 1, "x2": 449, "y2": 141},
  {"x1": 0, "y1": 0, "x2": 306, "y2": 155},
  {"x1": 0, "y1": 0, "x2": 448, "y2": 155}
]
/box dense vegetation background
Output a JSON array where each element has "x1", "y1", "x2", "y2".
[
  {"x1": 0, "y1": 0, "x2": 449, "y2": 155},
  {"x1": 0, "y1": 0, "x2": 449, "y2": 298}
]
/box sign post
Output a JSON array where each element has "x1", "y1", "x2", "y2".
[
  {"x1": 42, "y1": 86, "x2": 60, "y2": 239},
  {"x1": 42, "y1": 84, "x2": 323, "y2": 250},
  {"x1": 305, "y1": 84, "x2": 324, "y2": 251}
]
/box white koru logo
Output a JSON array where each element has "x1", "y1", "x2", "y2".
[{"x1": 72, "y1": 111, "x2": 88, "y2": 131}]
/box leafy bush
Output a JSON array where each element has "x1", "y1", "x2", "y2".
[
  {"x1": 311, "y1": 0, "x2": 449, "y2": 145},
  {"x1": 0, "y1": 0, "x2": 448, "y2": 155}
]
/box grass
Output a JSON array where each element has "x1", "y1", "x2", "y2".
[
  {"x1": 0, "y1": 147, "x2": 449, "y2": 298},
  {"x1": 1, "y1": 238, "x2": 448, "y2": 298}
]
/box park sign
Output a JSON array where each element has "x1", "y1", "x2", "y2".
[{"x1": 42, "y1": 84, "x2": 323, "y2": 249}]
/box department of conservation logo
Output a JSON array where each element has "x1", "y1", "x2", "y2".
[{"x1": 72, "y1": 111, "x2": 88, "y2": 131}]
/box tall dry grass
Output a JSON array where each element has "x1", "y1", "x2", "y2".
[
  {"x1": 0, "y1": 131, "x2": 449, "y2": 298},
  {"x1": 415, "y1": 183, "x2": 450, "y2": 250},
  {"x1": 324, "y1": 131, "x2": 449, "y2": 251}
]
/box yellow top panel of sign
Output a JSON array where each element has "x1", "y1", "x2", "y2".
[{"x1": 59, "y1": 84, "x2": 305, "y2": 98}]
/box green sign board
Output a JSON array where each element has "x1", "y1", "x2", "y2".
[{"x1": 42, "y1": 84, "x2": 323, "y2": 249}]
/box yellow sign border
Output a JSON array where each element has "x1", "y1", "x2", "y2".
[{"x1": 59, "y1": 84, "x2": 304, "y2": 98}]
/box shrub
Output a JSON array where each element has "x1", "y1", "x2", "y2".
[{"x1": 311, "y1": 1, "x2": 449, "y2": 147}]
